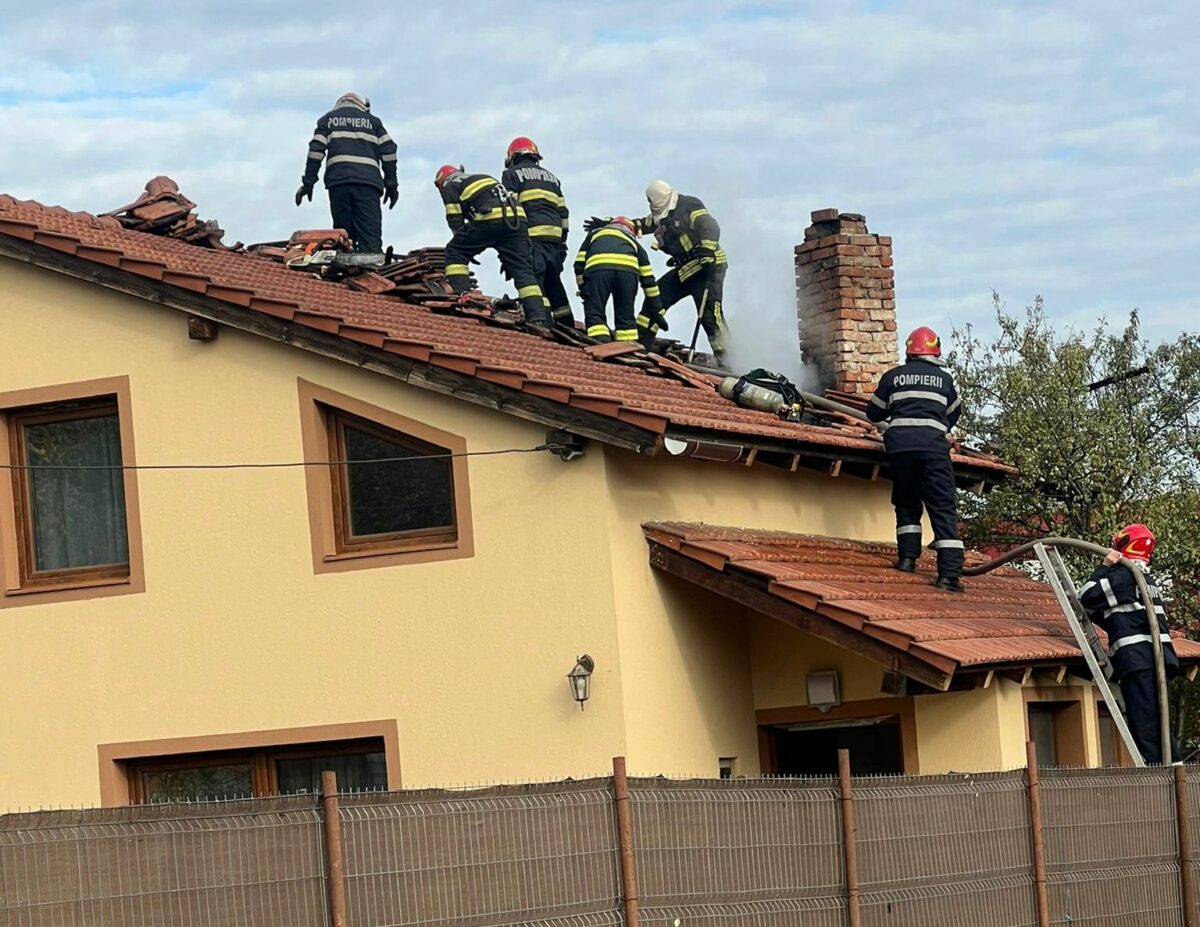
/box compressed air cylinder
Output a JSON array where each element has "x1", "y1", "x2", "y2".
[{"x1": 719, "y1": 377, "x2": 787, "y2": 416}]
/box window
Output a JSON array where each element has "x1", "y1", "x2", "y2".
[
  {"x1": 297, "y1": 380, "x2": 473, "y2": 572},
  {"x1": 328, "y1": 409, "x2": 456, "y2": 552},
  {"x1": 1028, "y1": 704, "x2": 1059, "y2": 767},
  {"x1": 0, "y1": 378, "x2": 143, "y2": 604},
  {"x1": 1026, "y1": 699, "x2": 1086, "y2": 768},
  {"x1": 128, "y1": 739, "x2": 389, "y2": 804},
  {"x1": 719, "y1": 757, "x2": 737, "y2": 779}
]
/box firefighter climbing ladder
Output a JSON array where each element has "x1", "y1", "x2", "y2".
[{"x1": 1032, "y1": 542, "x2": 1146, "y2": 767}]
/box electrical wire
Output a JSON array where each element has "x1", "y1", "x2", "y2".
[{"x1": 0, "y1": 443, "x2": 562, "y2": 471}]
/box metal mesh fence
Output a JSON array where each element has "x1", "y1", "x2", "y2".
[
  {"x1": 628, "y1": 777, "x2": 846, "y2": 927},
  {"x1": 1041, "y1": 766, "x2": 1181, "y2": 926},
  {"x1": 0, "y1": 797, "x2": 327, "y2": 927},
  {"x1": 855, "y1": 771, "x2": 1038, "y2": 927},
  {"x1": 337, "y1": 779, "x2": 622, "y2": 927},
  {"x1": 4, "y1": 763, "x2": 1200, "y2": 926}
]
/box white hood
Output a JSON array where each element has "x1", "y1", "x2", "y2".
[{"x1": 645, "y1": 179, "x2": 678, "y2": 221}]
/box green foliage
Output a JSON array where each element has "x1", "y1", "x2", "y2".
[
  {"x1": 951, "y1": 295, "x2": 1200, "y2": 755},
  {"x1": 952, "y1": 295, "x2": 1200, "y2": 625}
]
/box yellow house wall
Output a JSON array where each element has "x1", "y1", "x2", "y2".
[
  {"x1": 601, "y1": 447, "x2": 898, "y2": 778},
  {"x1": 0, "y1": 261, "x2": 635, "y2": 808}
]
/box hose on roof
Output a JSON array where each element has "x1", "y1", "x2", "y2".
[{"x1": 964, "y1": 536, "x2": 1171, "y2": 763}]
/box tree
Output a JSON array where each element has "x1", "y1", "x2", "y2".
[{"x1": 951, "y1": 296, "x2": 1200, "y2": 755}]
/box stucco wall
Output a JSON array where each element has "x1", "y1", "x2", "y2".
[
  {"x1": 0, "y1": 261, "x2": 634, "y2": 807},
  {"x1": 601, "y1": 447, "x2": 897, "y2": 777}
]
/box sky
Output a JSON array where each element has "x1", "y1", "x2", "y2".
[{"x1": 1, "y1": 0, "x2": 1197, "y2": 373}]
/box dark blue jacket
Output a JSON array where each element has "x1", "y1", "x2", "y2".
[
  {"x1": 1079, "y1": 562, "x2": 1178, "y2": 679},
  {"x1": 866, "y1": 358, "x2": 961, "y2": 454},
  {"x1": 502, "y1": 156, "x2": 569, "y2": 243},
  {"x1": 302, "y1": 100, "x2": 397, "y2": 191}
]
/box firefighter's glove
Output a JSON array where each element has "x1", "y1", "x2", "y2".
[
  {"x1": 383, "y1": 185, "x2": 399, "y2": 209},
  {"x1": 665, "y1": 256, "x2": 678, "y2": 267},
  {"x1": 294, "y1": 182, "x2": 314, "y2": 206},
  {"x1": 648, "y1": 306, "x2": 668, "y2": 331},
  {"x1": 557, "y1": 242, "x2": 569, "y2": 265},
  {"x1": 583, "y1": 216, "x2": 611, "y2": 233}
]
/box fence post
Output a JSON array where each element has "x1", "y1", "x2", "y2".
[
  {"x1": 1025, "y1": 741, "x2": 1051, "y2": 927},
  {"x1": 612, "y1": 756, "x2": 641, "y2": 927},
  {"x1": 321, "y1": 770, "x2": 348, "y2": 927},
  {"x1": 1175, "y1": 765, "x2": 1197, "y2": 927},
  {"x1": 837, "y1": 749, "x2": 861, "y2": 927}
]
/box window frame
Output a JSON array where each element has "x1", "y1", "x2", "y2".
[
  {"x1": 326, "y1": 407, "x2": 458, "y2": 555},
  {"x1": 9, "y1": 396, "x2": 130, "y2": 589},
  {"x1": 127, "y1": 738, "x2": 388, "y2": 804},
  {"x1": 0, "y1": 377, "x2": 144, "y2": 606},
  {"x1": 98, "y1": 721, "x2": 402, "y2": 806},
  {"x1": 297, "y1": 379, "x2": 474, "y2": 573}
]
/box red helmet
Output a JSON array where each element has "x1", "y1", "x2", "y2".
[
  {"x1": 505, "y1": 137, "x2": 541, "y2": 166},
  {"x1": 611, "y1": 216, "x2": 637, "y2": 237},
  {"x1": 1113, "y1": 523, "x2": 1155, "y2": 562},
  {"x1": 434, "y1": 164, "x2": 463, "y2": 188},
  {"x1": 905, "y1": 326, "x2": 942, "y2": 357}
]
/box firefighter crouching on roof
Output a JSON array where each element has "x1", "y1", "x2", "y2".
[
  {"x1": 1080, "y1": 524, "x2": 1181, "y2": 764},
  {"x1": 295, "y1": 92, "x2": 398, "y2": 253},
  {"x1": 586, "y1": 181, "x2": 729, "y2": 362},
  {"x1": 573, "y1": 217, "x2": 663, "y2": 343},
  {"x1": 502, "y1": 138, "x2": 573, "y2": 327},
  {"x1": 866, "y1": 326, "x2": 965, "y2": 592},
  {"x1": 433, "y1": 165, "x2": 548, "y2": 325}
]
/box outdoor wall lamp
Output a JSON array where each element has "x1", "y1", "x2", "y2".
[
  {"x1": 806, "y1": 670, "x2": 841, "y2": 713},
  {"x1": 567, "y1": 654, "x2": 595, "y2": 710}
]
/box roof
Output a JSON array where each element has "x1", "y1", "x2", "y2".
[
  {"x1": 0, "y1": 191, "x2": 1010, "y2": 484},
  {"x1": 643, "y1": 521, "x2": 1200, "y2": 691}
]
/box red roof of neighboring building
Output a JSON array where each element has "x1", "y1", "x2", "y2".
[
  {"x1": 643, "y1": 522, "x2": 1200, "y2": 689},
  {"x1": 0, "y1": 194, "x2": 1010, "y2": 481}
]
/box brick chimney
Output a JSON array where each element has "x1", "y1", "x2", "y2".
[{"x1": 795, "y1": 209, "x2": 898, "y2": 394}]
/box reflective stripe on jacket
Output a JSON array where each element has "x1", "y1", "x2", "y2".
[{"x1": 303, "y1": 101, "x2": 397, "y2": 191}]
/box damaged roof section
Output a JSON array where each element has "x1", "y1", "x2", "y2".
[
  {"x1": 0, "y1": 181, "x2": 1011, "y2": 484},
  {"x1": 643, "y1": 521, "x2": 1200, "y2": 690}
]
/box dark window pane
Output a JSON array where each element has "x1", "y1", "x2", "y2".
[
  {"x1": 343, "y1": 424, "x2": 453, "y2": 537},
  {"x1": 25, "y1": 414, "x2": 128, "y2": 571},
  {"x1": 141, "y1": 764, "x2": 252, "y2": 803},
  {"x1": 1028, "y1": 705, "x2": 1059, "y2": 767},
  {"x1": 276, "y1": 752, "x2": 388, "y2": 795},
  {"x1": 1098, "y1": 707, "x2": 1118, "y2": 766}
]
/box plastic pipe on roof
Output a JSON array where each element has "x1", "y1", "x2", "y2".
[{"x1": 662, "y1": 436, "x2": 745, "y2": 463}]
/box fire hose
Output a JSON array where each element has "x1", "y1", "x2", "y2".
[{"x1": 963, "y1": 536, "x2": 1172, "y2": 763}]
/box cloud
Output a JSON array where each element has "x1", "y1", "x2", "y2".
[{"x1": 1, "y1": 0, "x2": 1197, "y2": 358}]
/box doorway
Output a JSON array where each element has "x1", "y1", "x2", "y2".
[{"x1": 766, "y1": 716, "x2": 905, "y2": 776}]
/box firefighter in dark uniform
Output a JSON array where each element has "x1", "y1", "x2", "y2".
[
  {"x1": 1079, "y1": 523, "x2": 1181, "y2": 764},
  {"x1": 295, "y1": 92, "x2": 398, "y2": 253},
  {"x1": 587, "y1": 181, "x2": 729, "y2": 361},
  {"x1": 501, "y1": 137, "x2": 573, "y2": 326},
  {"x1": 433, "y1": 165, "x2": 548, "y2": 325},
  {"x1": 866, "y1": 326, "x2": 965, "y2": 591},
  {"x1": 572, "y1": 217, "x2": 663, "y2": 343}
]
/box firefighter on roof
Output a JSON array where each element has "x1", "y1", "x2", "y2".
[
  {"x1": 1079, "y1": 523, "x2": 1181, "y2": 764},
  {"x1": 433, "y1": 165, "x2": 548, "y2": 325},
  {"x1": 866, "y1": 326, "x2": 965, "y2": 592},
  {"x1": 586, "y1": 181, "x2": 729, "y2": 362},
  {"x1": 573, "y1": 217, "x2": 663, "y2": 343},
  {"x1": 295, "y1": 93, "x2": 398, "y2": 253},
  {"x1": 501, "y1": 138, "x2": 573, "y2": 327}
]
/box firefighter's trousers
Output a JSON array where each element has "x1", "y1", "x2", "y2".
[
  {"x1": 531, "y1": 240, "x2": 573, "y2": 324},
  {"x1": 581, "y1": 270, "x2": 639, "y2": 342},
  {"x1": 889, "y1": 449, "x2": 964, "y2": 579},
  {"x1": 1121, "y1": 669, "x2": 1181, "y2": 764},
  {"x1": 650, "y1": 262, "x2": 728, "y2": 356},
  {"x1": 445, "y1": 221, "x2": 547, "y2": 323},
  {"x1": 329, "y1": 184, "x2": 383, "y2": 253}
]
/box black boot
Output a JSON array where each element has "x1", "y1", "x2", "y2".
[
  {"x1": 933, "y1": 576, "x2": 966, "y2": 593},
  {"x1": 894, "y1": 557, "x2": 917, "y2": 573}
]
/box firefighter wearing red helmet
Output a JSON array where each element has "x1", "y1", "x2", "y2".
[
  {"x1": 502, "y1": 138, "x2": 574, "y2": 327},
  {"x1": 866, "y1": 326, "x2": 966, "y2": 591},
  {"x1": 1079, "y1": 523, "x2": 1181, "y2": 763},
  {"x1": 433, "y1": 164, "x2": 548, "y2": 325},
  {"x1": 572, "y1": 217, "x2": 663, "y2": 343}
]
